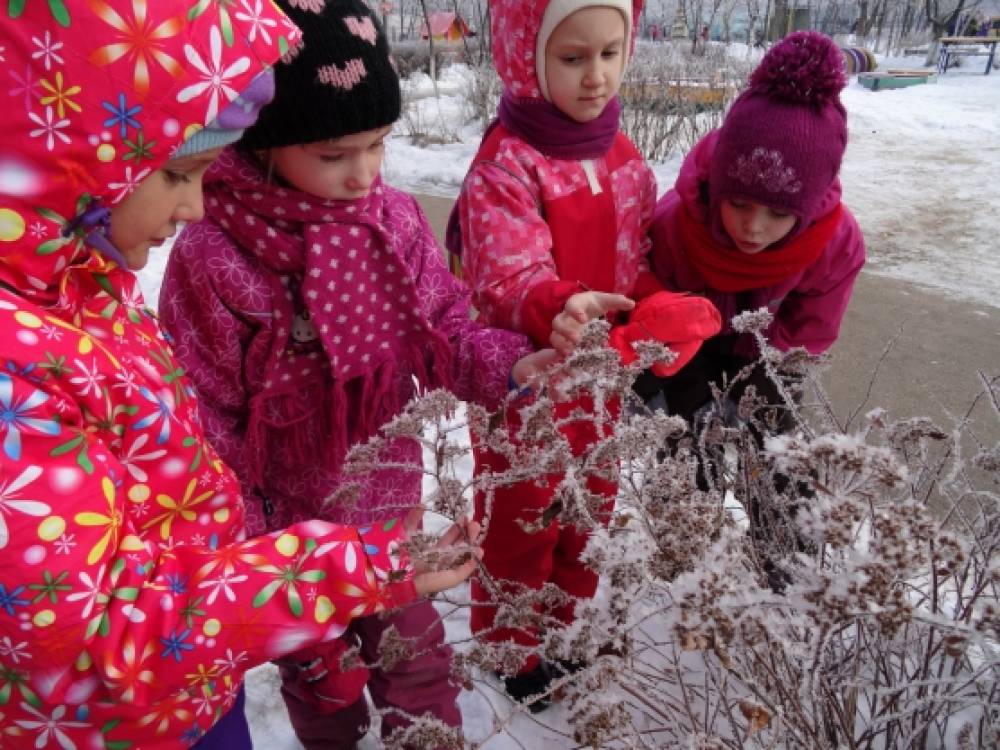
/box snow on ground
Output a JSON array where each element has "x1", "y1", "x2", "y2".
[
  {"x1": 838, "y1": 56, "x2": 1000, "y2": 309},
  {"x1": 132, "y1": 47, "x2": 1000, "y2": 747}
]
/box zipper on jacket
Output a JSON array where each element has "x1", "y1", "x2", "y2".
[
  {"x1": 261, "y1": 493, "x2": 275, "y2": 517},
  {"x1": 582, "y1": 159, "x2": 603, "y2": 196}
]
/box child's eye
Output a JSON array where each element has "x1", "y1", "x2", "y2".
[
  {"x1": 369, "y1": 141, "x2": 385, "y2": 152},
  {"x1": 729, "y1": 200, "x2": 749, "y2": 209},
  {"x1": 561, "y1": 55, "x2": 580, "y2": 64},
  {"x1": 769, "y1": 209, "x2": 791, "y2": 218},
  {"x1": 320, "y1": 154, "x2": 343, "y2": 163},
  {"x1": 163, "y1": 170, "x2": 189, "y2": 185},
  {"x1": 602, "y1": 49, "x2": 621, "y2": 59}
]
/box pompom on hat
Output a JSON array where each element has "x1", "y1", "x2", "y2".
[
  {"x1": 240, "y1": 0, "x2": 400, "y2": 150},
  {"x1": 709, "y1": 31, "x2": 848, "y2": 238}
]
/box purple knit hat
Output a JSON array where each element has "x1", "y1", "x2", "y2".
[{"x1": 709, "y1": 31, "x2": 848, "y2": 237}]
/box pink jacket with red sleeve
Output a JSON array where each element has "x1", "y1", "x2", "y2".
[
  {"x1": 454, "y1": 0, "x2": 659, "y2": 348},
  {"x1": 650, "y1": 131, "x2": 866, "y2": 358}
]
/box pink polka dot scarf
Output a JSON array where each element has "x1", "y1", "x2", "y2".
[{"x1": 201, "y1": 147, "x2": 452, "y2": 472}]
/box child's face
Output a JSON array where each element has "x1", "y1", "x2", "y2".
[
  {"x1": 719, "y1": 198, "x2": 797, "y2": 254},
  {"x1": 109, "y1": 148, "x2": 222, "y2": 270},
  {"x1": 544, "y1": 7, "x2": 626, "y2": 124},
  {"x1": 268, "y1": 126, "x2": 391, "y2": 201}
]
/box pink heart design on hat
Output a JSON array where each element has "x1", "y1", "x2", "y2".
[
  {"x1": 317, "y1": 59, "x2": 368, "y2": 90},
  {"x1": 344, "y1": 16, "x2": 377, "y2": 45}
]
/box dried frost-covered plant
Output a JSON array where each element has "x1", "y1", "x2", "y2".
[{"x1": 333, "y1": 316, "x2": 999, "y2": 749}]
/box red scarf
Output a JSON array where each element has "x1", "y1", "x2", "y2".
[{"x1": 679, "y1": 203, "x2": 843, "y2": 292}]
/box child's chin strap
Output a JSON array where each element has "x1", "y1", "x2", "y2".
[{"x1": 62, "y1": 198, "x2": 131, "y2": 270}]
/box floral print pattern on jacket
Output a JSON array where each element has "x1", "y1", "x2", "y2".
[{"x1": 0, "y1": 4, "x2": 419, "y2": 748}]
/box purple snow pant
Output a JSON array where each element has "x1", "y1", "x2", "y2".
[
  {"x1": 280, "y1": 599, "x2": 460, "y2": 750},
  {"x1": 194, "y1": 686, "x2": 251, "y2": 749}
]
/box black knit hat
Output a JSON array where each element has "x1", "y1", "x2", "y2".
[{"x1": 240, "y1": 0, "x2": 400, "y2": 149}]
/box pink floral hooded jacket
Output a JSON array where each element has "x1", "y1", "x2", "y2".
[
  {"x1": 0, "y1": 4, "x2": 418, "y2": 748},
  {"x1": 455, "y1": 0, "x2": 660, "y2": 348},
  {"x1": 650, "y1": 131, "x2": 866, "y2": 357}
]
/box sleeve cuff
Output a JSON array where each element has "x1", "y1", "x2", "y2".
[
  {"x1": 631, "y1": 271, "x2": 665, "y2": 303},
  {"x1": 520, "y1": 279, "x2": 582, "y2": 348},
  {"x1": 380, "y1": 577, "x2": 419, "y2": 611}
]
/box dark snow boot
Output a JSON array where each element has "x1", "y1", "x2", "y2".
[
  {"x1": 498, "y1": 664, "x2": 552, "y2": 713},
  {"x1": 548, "y1": 659, "x2": 586, "y2": 679}
]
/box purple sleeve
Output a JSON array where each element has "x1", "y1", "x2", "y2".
[
  {"x1": 407, "y1": 198, "x2": 533, "y2": 410},
  {"x1": 159, "y1": 224, "x2": 261, "y2": 514},
  {"x1": 769, "y1": 208, "x2": 867, "y2": 354}
]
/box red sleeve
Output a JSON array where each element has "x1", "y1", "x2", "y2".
[
  {"x1": 630, "y1": 270, "x2": 665, "y2": 302},
  {"x1": 519, "y1": 279, "x2": 582, "y2": 348}
]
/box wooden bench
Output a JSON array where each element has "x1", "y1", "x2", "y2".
[
  {"x1": 937, "y1": 36, "x2": 999, "y2": 75},
  {"x1": 858, "y1": 70, "x2": 937, "y2": 91}
]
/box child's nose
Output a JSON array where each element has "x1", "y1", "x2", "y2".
[
  {"x1": 745, "y1": 208, "x2": 767, "y2": 235},
  {"x1": 175, "y1": 182, "x2": 206, "y2": 224},
  {"x1": 583, "y1": 61, "x2": 605, "y2": 87},
  {"x1": 347, "y1": 157, "x2": 375, "y2": 190}
]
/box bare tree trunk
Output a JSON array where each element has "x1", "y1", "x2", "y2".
[
  {"x1": 451, "y1": 0, "x2": 471, "y2": 63},
  {"x1": 417, "y1": 0, "x2": 439, "y2": 94},
  {"x1": 830, "y1": 0, "x2": 843, "y2": 36},
  {"x1": 482, "y1": 1, "x2": 491, "y2": 65},
  {"x1": 873, "y1": 0, "x2": 889, "y2": 51},
  {"x1": 924, "y1": 0, "x2": 969, "y2": 39},
  {"x1": 762, "y1": 0, "x2": 774, "y2": 40}
]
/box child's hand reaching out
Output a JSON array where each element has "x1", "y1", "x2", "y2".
[
  {"x1": 403, "y1": 511, "x2": 484, "y2": 596},
  {"x1": 510, "y1": 348, "x2": 561, "y2": 391},
  {"x1": 550, "y1": 291, "x2": 635, "y2": 356}
]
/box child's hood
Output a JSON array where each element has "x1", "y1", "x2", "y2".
[
  {"x1": 0, "y1": 0, "x2": 298, "y2": 295},
  {"x1": 491, "y1": 0, "x2": 643, "y2": 99},
  {"x1": 674, "y1": 131, "x2": 843, "y2": 226}
]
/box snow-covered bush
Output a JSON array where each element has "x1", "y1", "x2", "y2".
[
  {"x1": 620, "y1": 42, "x2": 753, "y2": 161},
  {"x1": 333, "y1": 314, "x2": 1000, "y2": 749},
  {"x1": 459, "y1": 63, "x2": 502, "y2": 131}
]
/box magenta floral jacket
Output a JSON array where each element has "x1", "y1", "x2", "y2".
[{"x1": 160, "y1": 173, "x2": 530, "y2": 536}]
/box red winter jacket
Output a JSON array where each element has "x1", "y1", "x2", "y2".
[
  {"x1": 456, "y1": 0, "x2": 658, "y2": 348},
  {"x1": 455, "y1": 125, "x2": 660, "y2": 348}
]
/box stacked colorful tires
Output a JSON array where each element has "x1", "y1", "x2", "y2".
[{"x1": 841, "y1": 46, "x2": 877, "y2": 74}]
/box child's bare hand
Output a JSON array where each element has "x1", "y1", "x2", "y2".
[
  {"x1": 550, "y1": 291, "x2": 634, "y2": 356},
  {"x1": 510, "y1": 348, "x2": 560, "y2": 391},
  {"x1": 411, "y1": 516, "x2": 484, "y2": 596}
]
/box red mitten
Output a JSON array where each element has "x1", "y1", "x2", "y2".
[{"x1": 607, "y1": 291, "x2": 722, "y2": 376}]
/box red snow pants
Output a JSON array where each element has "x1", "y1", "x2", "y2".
[{"x1": 470, "y1": 394, "x2": 618, "y2": 674}]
